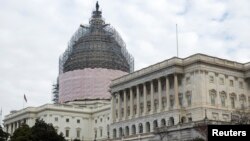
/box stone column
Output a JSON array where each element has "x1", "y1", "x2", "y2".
[
  {"x1": 150, "y1": 81, "x2": 154, "y2": 114},
  {"x1": 174, "y1": 74, "x2": 179, "y2": 109},
  {"x1": 166, "y1": 76, "x2": 170, "y2": 110},
  {"x1": 123, "y1": 90, "x2": 127, "y2": 119},
  {"x1": 143, "y1": 83, "x2": 147, "y2": 115},
  {"x1": 130, "y1": 88, "x2": 133, "y2": 118},
  {"x1": 136, "y1": 85, "x2": 140, "y2": 117},
  {"x1": 118, "y1": 92, "x2": 121, "y2": 120},
  {"x1": 111, "y1": 94, "x2": 115, "y2": 122},
  {"x1": 158, "y1": 78, "x2": 162, "y2": 112}
]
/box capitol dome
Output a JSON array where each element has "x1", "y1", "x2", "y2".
[{"x1": 58, "y1": 2, "x2": 134, "y2": 103}]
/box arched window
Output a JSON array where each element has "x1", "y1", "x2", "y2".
[
  {"x1": 181, "y1": 116, "x2": 186, "y2": 123},
  {"x1": 125, "y1": 126, "x2": 129, "y2": 136},
  {"x1": 131, "y1": 125, "x2": 136, "y2": 135},
  {"x1": 145, "y1": 122, "x2": 150, "y2": 133},
  {"x1": 113, "y1": 129, "x2": 117, "y2": 138},
  {"x1": 161, "y1": 119, "x2": 166, "y2": 127},
  {"x1": 153, "y1": 120, "x2": 158, "y2": 129},
  {"x1": 119, "y1": 127, "x2": 123, "y2": 138},
  {"x1": 168, "y1": 117, "x2": 174, "y2": 126}
]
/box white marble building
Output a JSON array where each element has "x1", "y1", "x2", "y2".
[
  {"x1": 3, "y1": 54, "x2": 250, "y2": 141},
  {"x1": 3, "y1": 101, "x2": 111, "y2": 141},
  {"x1": 110, "y1": 54, "x2": 250, "y2": 140},
  {"x1": 3, "y1": 2, "x2": 250, "y2": 141}
]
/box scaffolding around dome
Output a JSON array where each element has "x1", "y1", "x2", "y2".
[{"x1": 59, "y1": 23, "x2": 134, "y2": 74}]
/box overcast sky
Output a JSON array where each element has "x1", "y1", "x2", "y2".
[{"x1": 0, "y1": 0, "x2": 250, "y2": 122}]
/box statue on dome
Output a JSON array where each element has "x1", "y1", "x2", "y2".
[{"x1": 96, "y1": 1, "x2": 99, "y2": 11}]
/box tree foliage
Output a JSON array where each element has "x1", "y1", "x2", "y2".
[
  {"x1": 10, "y1": 119, "x2": 65, "y2": 141},
  {"x1": 10, "y1": 124, "x2": 31, "y2": 141},
  {"x1": 0, "y1": 125, "x2": 9, "y2": 141}
]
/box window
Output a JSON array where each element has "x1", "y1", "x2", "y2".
[
  {"x1": 170, "y1": 95, "x2": 174, "y2": 108},
  {"x1": 230, "y1": 80, "x2": 234, "y2": 87},
  {"x1": 239, "y1": 94, "x2": 246, "y2": 109},
  {"x1": 212, "y1": 113, "x2": 219, "y2": 120},
  {"x1": 100, "y1": 118, "x2": 102, "y2": 122},
  {"x1": 223, "y1": 114, "x2": 229, "y2": 121},
  {"x1": 186, "y1": 91, "x2": 192, "y2": 107},
  {"x1": 220, "y1": 92, "x2": 226, "y2": 107},
  {"x1": 248, "y1": 97, "x2": 250, "y2": 108},
  {"x1": 186, "y1": 77, "x2": 191, "y2": 84},
  {"x1": 95, "y1": 119, "x2": 97, "y2": 123},
  {"x1": 239, "y1": 82, "x2": 244, "y2": 89},
  {"x1": 154, "y1": 99, "x2": 158, "y2": 111},
  {"x1": 179, "y1": 93, "x2": 183, "y2": 107},
  {"x1": 55, "y1": 127, "x2": 58, "y2": 133},
  {"x1": 100, "y1": 128, "x2": 102, "y2": 137},
  {"x1": 230, "y1": 97, "x2": 235, "y2": 109},
  {"x1": 65, "y1": 129, "x2": 70, "y2": 137},
  {"x1": 209, "y1": 76, "x2": 214, "y2": 83},
  {"x1": 221, "y1": 96, "x2": 226, "y2": 107},
  {"x1": 77, "y1": 130, "x2": 80, "y2": 138},
  {"x1": 209, "y1": 90, "x2": 217, "y2": 106},
  {"x1": 55, "y1": 117, "x2": 58, "y2": 122},
  {"x1": 219, "y1": 78, "x2": 224, "y2": 85},
  {"x1": 66, "y1": 118, "x2": 69, "y2": 122},
  {"x1": 77, "y1": 119, "x2": 80, "y2": 123},
  {"x1": 211, "y1": 95, "x2": 216, "y2": 106},
  {"x1": 147, "y1": 101, "x2": 151, "y2": 112}
]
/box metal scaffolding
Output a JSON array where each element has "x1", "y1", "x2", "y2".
[{"x1": 59, "y1": 7, "x2": 134, "y2": 74}]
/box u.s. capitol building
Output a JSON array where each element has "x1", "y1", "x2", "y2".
[{"x1": 3, "y1": 2, "x2": 250, "y2": 141}]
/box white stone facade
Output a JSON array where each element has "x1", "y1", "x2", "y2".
[
  {"x1": 110, "y1": 54, "x2": 250, "y2": 140},
  {"x1": 3, "y1": 54, "x2": 250, "y2": 141},
  {"x1": 3, "y1": 102, "x2": 111, "y2": 141}
]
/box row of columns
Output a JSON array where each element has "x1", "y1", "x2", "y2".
[
  {"x1": 112, "y1": 74, "x2": 180, "y2": 121},
  {"x1": 5, "y1": 119, "x2": 27, "y2": 134}
]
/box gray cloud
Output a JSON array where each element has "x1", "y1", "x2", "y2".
[{"x1": 0, "y1": 0, "x2": 250, "y2": 122}]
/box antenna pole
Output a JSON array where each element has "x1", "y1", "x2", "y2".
[{"x1": 176, "y1": 24, "x2": 179, "y2": 57}]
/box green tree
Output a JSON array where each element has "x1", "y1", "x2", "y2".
[
  {"x1": 10, "y1": 120, "x2": 65, "y2": 141},
  {"x1": 10, "y1": 124, "x2": 31, "y2": 141},
  {"x1": 30, "y1": 119, "x2": 65, "y2": 141},
  {"x1": 0, "y1": 125, "x2": 9, "y2": 141}
]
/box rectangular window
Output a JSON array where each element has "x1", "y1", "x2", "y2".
[
  {"x1": 231, "y1": 97, "x2": 235, "y2": 109},
  {"x1": 187, "y1": 95, "x2": 192, "y2": 107},
  {"x1": 77, "y1": 130, "x2": 80, "y2": 138},
  {"x1": 77, "y1": 119, "x2": 80, "y2": 123},
  {"x1": 100, "y1": 129, "x2": 102, "y2": 137},
  {"x1": 179, "y1": 93, "x2": 183, "y2": 107},
  {"x1": 230, "y1": 80, "x2": 234, "y2": 87},
  {"x1": 239, "y1": 81, "x2": 244, "y2": 89},
  {"x1": 186, "y1": 77, "x2": 190, "y2": 84},
  {"x1": 66, "y1": 118, "x2": 69, "y2": 122},
  {"x1": 55, "y1": 117, "x2": 58, "y2": 122},
  {"x1": 65, "y1": 129, "x2": 69, "y2": 137},
  {"x1": 221, "y1": 96, "x2": 226, "y2": 107},
  {"x1": 211, "y1": 95, "x2": 215, "y2": 106}
]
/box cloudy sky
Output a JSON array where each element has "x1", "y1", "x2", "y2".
[{"x1": 0, "y1": 0, "x2": 250, "y2": 122}]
